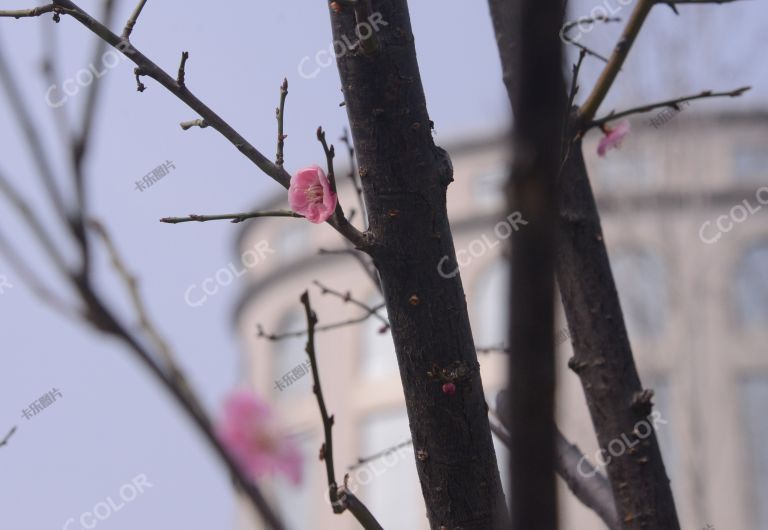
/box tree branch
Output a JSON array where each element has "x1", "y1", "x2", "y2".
[
  {"x1": 121, "y1": 0, "x2": 148, "y2": 40},
  {"x1": 275, "y1": 78, "x2": 288, "y2": 167},
  {"x1": 0, "y1": 426, "x2": 17, "y2": 448},
  {"x1": 560, "y1": 15, "x2": 622, "y2": 63},
  {"x1": 578, "y1": 0, "x2": 654, "y2": 124},
  {"x1": 159, "y1": 210, "x2": 302, "y2": 224},
  {"x1": 2, "y1": 0, "x2": 370, "y2": 250},
  {"x1": 300, "y1": 291, "x2": 383, "y2": 530},
  {"x1": 312, "y1": 280, "x2": 389, "y2": 328},
  {"x1": 176, "y1": 50, "x2": 189, "y2": 86},
  {"x1": 586, "y1": 86, "x2": 751, "y2": 130},
  {"x1": 0, "y1": 4, "x2": 58, "y2": 18},
  {"x1": 495, "y1": 392, "x2": 620, "y2": 530}
]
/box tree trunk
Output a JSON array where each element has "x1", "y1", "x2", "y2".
[
  {"x1": 557, "y1": 139, "x2": 680, "y2": 529},
  {"x1": 504, "y1": 0, "x2": 565, "y2": 529},
  {"x1": 328, "y1": 3, "x2": 508, "y2": 528},
  {"x1": 487, "y1": 2, "x2": 681, "y2": 527}
]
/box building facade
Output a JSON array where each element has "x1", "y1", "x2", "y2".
[{"x1": 234, "y1": 112, "x2": 768, "y2": 530}]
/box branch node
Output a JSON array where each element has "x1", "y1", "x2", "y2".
[{"x1": 176, "y1": 50, "x2": 189, "y2": 87}]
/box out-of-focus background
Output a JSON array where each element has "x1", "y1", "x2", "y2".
[{"x1": 0, "y1": 1, "x2": 765, "y2": 529}]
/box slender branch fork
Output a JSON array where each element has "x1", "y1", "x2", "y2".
[
  {"x1": 0, "y1": 0, "x2": 367, "y2": 249},
  {"x1": 586, "y1": 86, "x2": 751, "y2": 130},
  {"x1": 300, "y1": 292, "x2": 384, "y2": 530},
  {"x1": 576, "y1": 0, "x2": 746, "y2": 127},
  {"x1": 0, "y1": 2, "x2": 291, "y2": 528}
]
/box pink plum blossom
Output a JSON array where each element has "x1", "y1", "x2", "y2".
[
  {"x1": 215, "y1": 389, "x2": 302, "y2": 485},
  {"x1": 288, "y1": 165, "x2": 338, "y2": 223},
  {"x1": 597, "y1": 120, "x2": 630, "y2": 157}
]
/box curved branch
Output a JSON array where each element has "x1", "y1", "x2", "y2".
[{"x1": 300, "y1": 291, "x2": 384, "y2": 530}]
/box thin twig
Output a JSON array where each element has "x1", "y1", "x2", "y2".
[
  {"x1": 300, "y1": 292, "x2": 384, "y2": 530},
  {"x1": 256, "y1": 302, "x2": 387, "y2": 341},
  {"x1": 312, "y1": 280, "x2": 389, "y2": 328},
  {"x1": 0, "y1": 4, "x2": 58, "y2": 18},
  {"x1": 0, "y1": 228, "x2": 78, "y2": 317},
  {"x1": 0, "y1": 0, "x2": 367, "y2": 246},
  {"x1": 276, "y1": 78, "x2": 288, "y2": 167},
  {"x1": 348, "y1": 438, "x2": 412, "y2": 471},
  {"x1": 0, "y1": 170, "x2": 70, "y2": 277},
  {"x1": 88, "y1": 219, "x2": 211, "y2": 426},
  {"x1": 560, "y1": 15, "x2": 622, "y2": 63},
  {"x1": 0, "y1": 426, "x2": 17, "y2": 448},
  {"x1": 159, "y1": 210, "x2": 303, "y2": 224},
  {"x1": 0, "y1": 38, "x2": 69, "y2": 228},
  {"x1": 176, "y1": 50, "x2": 189, "y2": 87},
  {"x1": 87, "y1": 220, "x2": 172, "y2": 368},
  {"x1": 72, "y1": 0, "x2": 118, "y2": 280},
  {"x1": 586, "y1": 86, "x2": 751, "y2": 130},
  {"x1": 578, "y1": 0, "x2": 654, "y2": 124},
  {"x1": 317, "y1": 126, "x2": 338, "y2": 193},
  {"x1": 122, "y1": 0, "x2": 148, "y2": 39}
]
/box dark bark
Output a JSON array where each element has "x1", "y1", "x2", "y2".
[
  {"x1": 488, "y1": 2, "x2": 680, "y2": 528},
  {"x1": 500, "y1": 0, "x2": 566, "y2": 529},
  {"x1": 328, "y1": 3, "x2": 508, "y2": 529},
  {"x1": 557, "y1": 140, "x2": 680, "y2": 529}
]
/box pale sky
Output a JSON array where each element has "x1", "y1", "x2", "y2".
[{"x1": 0, "y1": 1, "x2": 764, "y2": 529}]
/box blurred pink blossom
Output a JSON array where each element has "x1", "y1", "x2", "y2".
[
  {"x1": 288, "y1": 165, "x2": 337, "y2": 223},
  {"x1": 215, "y1": 389, "x2": 302, "y2": 485},
  {"x1": 597, "y1": 120, "x2": 630, "y2": 157}
]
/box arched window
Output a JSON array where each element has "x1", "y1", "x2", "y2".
[
  {"x1": 610, "y1": 247, "x2": 667, "y2": 339},
  {"x1": 733, "y1": 242, "x2": 768, "y2": 327},
  {"x1": 474, "y1": 260, "x2": 510, "y2": 348},
  {"x1": 272, "y1": 310, "x2": 312, "y2": 398},
  {"x1": 356, "y1": 409, "x2": 423, "y2": 529}
]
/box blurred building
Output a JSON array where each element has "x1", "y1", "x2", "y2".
[{"x1": 233, "y1": 111, "x2": 768, "y2": 530}]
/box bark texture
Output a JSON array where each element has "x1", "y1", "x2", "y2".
[
  {"x1": 329, "y1": 3, "x2": 508, "y2": 529},
  {"x1": 557, "y1": 140, "x2": 680, "y2": 529},
  {"x1": 488, "y1": 1, "x2": 681, "y2": 527}
]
